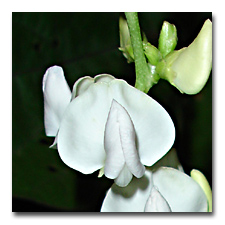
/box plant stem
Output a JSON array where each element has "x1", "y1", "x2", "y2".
[{"x1": 125, "y1": 12, "x2": 154, "y2": 93}]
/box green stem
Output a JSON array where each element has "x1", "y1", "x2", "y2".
[{"x1": 125, "y1": 12, "x2": 154, "y2": 93}]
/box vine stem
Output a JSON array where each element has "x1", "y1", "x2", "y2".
[{"x1": 125, "y1": 12, "x2": 154, "y2": 93}]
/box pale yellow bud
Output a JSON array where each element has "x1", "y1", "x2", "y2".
[{"x1": 157, "y1": 19, "x2": 212, "y2": 94}]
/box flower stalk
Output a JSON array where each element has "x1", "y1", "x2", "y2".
[{"x1": 125, "y1": 12, "x2": 156, "y2": 93}]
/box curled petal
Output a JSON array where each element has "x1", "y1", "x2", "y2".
[
  {"x1": 144, "y1": 186, "x2": 172, "y2": 212},
  {"x1": 94, "y1": 74, "x2": 115, "y2": 83},
  {"x1": 71, "y1": 76, "x2": 93, "y2": 100},
  {"x1": 104, "y1": 101, "x2": 126, "y2": 179},
  {"x1": 104, "y1": 99, "x2": 145, "y2": 181},
  {"x1": 42, "y1": 66, "x2": 71, "y2": 136},
  {"x1": 71, "y1": 74, "x2": 115, "y2": 100}
]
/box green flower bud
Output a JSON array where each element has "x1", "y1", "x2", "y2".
[
  {"x1": 118, "y1": 16, "x2": 134, "y2": 63},
  {"x1": 156, "y1": 19, "x2": 212, "y2": 95},
  {"x1": 158, "y1": 21, "x2": 178, "y2": 58},
  {"x1": 191, "y1": 169, "x2": 212, "y2": 212},
  {"x1": 143, "y1": 42, "x2": 162, "y2": 66}
]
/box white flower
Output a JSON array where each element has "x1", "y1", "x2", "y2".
[
  {"x1": 43, "y1": 66, "x2": 175, "y2": 187},
  {"x1": 101, "y1": 167, "x2": 208, "y2": 212}
]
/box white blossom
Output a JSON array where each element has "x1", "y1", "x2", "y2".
[{"x1": 43, "y1": 66, "x2": 175, "y2": 186}]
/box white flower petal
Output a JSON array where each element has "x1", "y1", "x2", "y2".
[
  {"x1": 153, "y1": 167, "x2": 208, "y2": 212},
  {"x1": 43, "y1": 66, "x2": 71, "y2": 136},
  {"x1": 101, "y1": 170, "x2": 152, "y2": 212},
  {"x1": 144, "y1": 186, "x2": 172, "y2": 212}
]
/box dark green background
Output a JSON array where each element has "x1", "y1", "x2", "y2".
[{"x1": 12, "y1": 12, "x2": 212, "y2": 212}]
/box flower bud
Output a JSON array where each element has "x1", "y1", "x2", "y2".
[
  {"x1": 156, "y1": 19, "x2": 212, "y2": 95},
  {"x1": 158, "y1": 21, "x2": 178, "y2": 58},
  {"x1": 118, "y1": 16, "x2": 134, "y2": 63},
  {"x1": 143, "y1": 42, "x2": 162, "y2": 66},
  {"x1": 191, "y1": 169, "x2": 212, "y2": 212}
]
